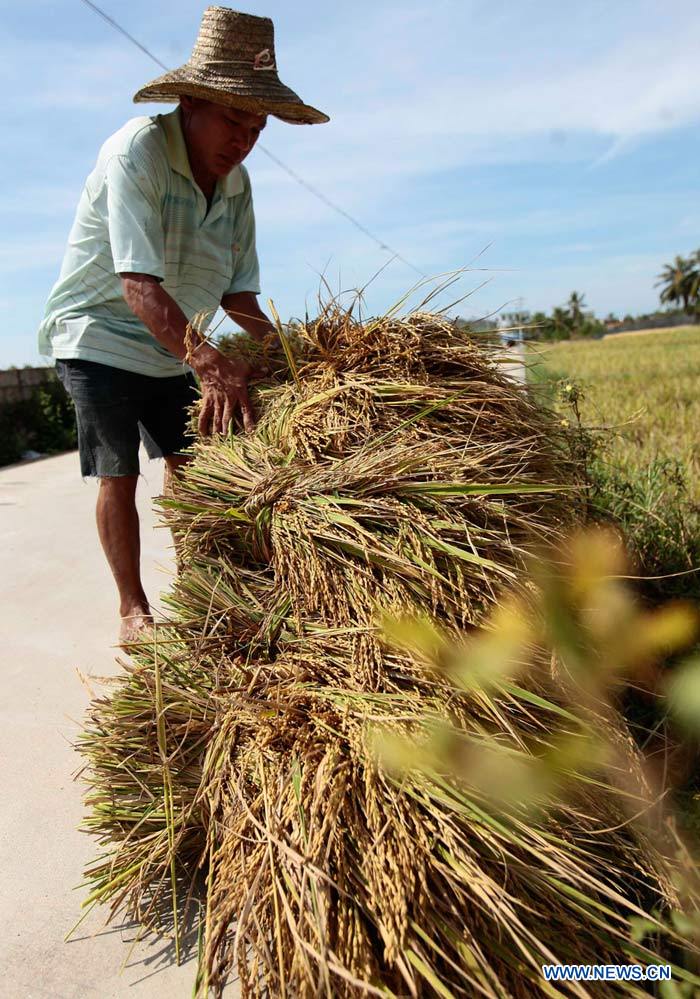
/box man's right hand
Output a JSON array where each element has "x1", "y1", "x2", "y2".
[
  {"x1": 190, "y1": 347, "x2": 256, "y2": 436},
  {"x1": 118, "y1": 273, "x2": 260, "y2": 435}
]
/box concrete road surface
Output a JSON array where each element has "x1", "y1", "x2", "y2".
[
  {"x1": 0, "y1": 451, "x2": 238, "y2": 998},
  {"x1": 501, "y1": 342, "x2": 527, "y2": 384}
]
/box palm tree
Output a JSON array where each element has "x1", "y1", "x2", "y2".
[
  {"x1": 691, "y1": 250, "x2": 700, "y2": 312},
  {"x1": 566, "y1": 291, "x2": 587, "y2": 332},
  {"x1": 656, "y1": 255, "x2": 698, "y2": 313},
  {"x1": 551, "y1": 306, "x2": 572, "y2": 340}
]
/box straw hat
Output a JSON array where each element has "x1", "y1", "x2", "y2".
[{"x1": 134, "y1": 6, "x2": 329, "y2": 125}]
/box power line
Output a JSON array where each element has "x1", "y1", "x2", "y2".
[
  {"x1": 78, "y1": 0, "x2": 426, "y2": 276},
  {"x1": 256, "y1": 147, "x2": 423, "y2": 276},
  {"x1": 80, "y1": 0, "x2": 169, "y2": 72}
]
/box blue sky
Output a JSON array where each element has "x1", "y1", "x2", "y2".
[{"x1": 1, "y1": 0, "x2": 699, "y2": 367}]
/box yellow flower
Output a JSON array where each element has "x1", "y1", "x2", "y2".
[{"x1": 560, "y1": 418, "x2": 570, "y2": 427}]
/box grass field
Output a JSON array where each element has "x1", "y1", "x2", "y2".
[
  {"x1": 530, "y1": 325, "x2": 700, "y2": 498},
  {"x1": 528, "y1": 325, "x2": 700, "y2": 600}
]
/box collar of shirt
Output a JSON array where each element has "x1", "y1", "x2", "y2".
[{"x1": 158, "y1": 107, "x2": 245, "y2": 199}]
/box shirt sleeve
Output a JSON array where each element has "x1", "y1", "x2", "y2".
[
  {"x1": 105, "y1": 153, "x2": 165, "y2": 279},
  {"x1": 224, "y1": 168, "x2": 261, "y2": 296}
]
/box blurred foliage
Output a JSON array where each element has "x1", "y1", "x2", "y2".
[
  {"x1": 527, "y1": 333, "x2": 700, "y2": 871},
  {"x1": 544, "y1": 290, "x2": 607, "y2": 341},
  {"x1": 502, "y1": 290, "x2": 607, "y2": 343},
  {"x1": 0, "y1": 374, "x2": 77, "y2": 466},
  {"x1": 379, "y1": 529, "x2": 700, "y2": 974}
]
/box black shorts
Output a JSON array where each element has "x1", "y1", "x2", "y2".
[{"x1": 56, "y1": 359, "x2": 199, "y2": 478}]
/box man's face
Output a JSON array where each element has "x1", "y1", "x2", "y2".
[{"x1": 180, "y1": 97, "x2": 267, "y2": 177}]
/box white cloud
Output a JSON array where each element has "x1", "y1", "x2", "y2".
[
  {"x1": 0, "y1": 39, "x2": 155, "y2": 113},
  {"x1": 255, "y1": 0, "x2": 700, "y2": 183},
  {"x1": 4, "y1": 1, "x2": 699, "y2": 193}
]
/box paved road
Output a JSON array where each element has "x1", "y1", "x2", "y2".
[
  {"x1": 501, "y1": 342, "x2": 527, "y2": 383},
  {"x1": 0, "y1": 451, "x2": 238, "y2": 998}
]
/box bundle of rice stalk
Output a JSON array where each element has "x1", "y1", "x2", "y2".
[{"x1": 76, "y1": 299, "x2": 697, "y2": 998}]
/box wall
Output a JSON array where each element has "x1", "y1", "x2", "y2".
[{"x1": 0, "y1": 367, "x2": 54, "y2": 405}]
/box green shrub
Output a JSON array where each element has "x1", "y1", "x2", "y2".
[
  {"x1": 33, "y1": 377, "x2": 78, "y2": 454},
  {"x1": 589, "y1": 455, "x2": 700, "y2": 602},
  {"x1": 0, "y1": 374, "x2": 77, "y2": 467},
  {"x1": 0, "y1": 397, "x2": 35, "y2": 466}
]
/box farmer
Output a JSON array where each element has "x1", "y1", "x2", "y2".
[{"x1": 38, "y1": 7, "x2": 328, "y2": 644}]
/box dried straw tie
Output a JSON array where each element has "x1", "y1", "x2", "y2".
[{"x1": 133, "y1": 6, "x2": 329, "y2": 125}]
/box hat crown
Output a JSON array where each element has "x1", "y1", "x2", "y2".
[
  {"x1": 190, "y1": 7, "x2": 277, "y2": 71},
  {"x1": 132, "y1": 5, "x2": 329, "y2": 125}
]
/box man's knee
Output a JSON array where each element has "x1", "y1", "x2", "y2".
[{"x1": 98, "y1": 474, "x2": 139, "y2": 497}]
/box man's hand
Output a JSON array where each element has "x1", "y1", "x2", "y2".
[
  {"x1": 117, "y1": 275, "x2": 276, "y2": 436},
  {"x1": 191, "y1": 347, "x2": 256, "y2": 435}
]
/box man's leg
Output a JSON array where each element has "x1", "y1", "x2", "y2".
[
  {"x1": 96, "y1": 475, "x2": 153, "y2": 643},
  {"x1": 55, "y1": 359, "x2": 148, "y2": 644}
]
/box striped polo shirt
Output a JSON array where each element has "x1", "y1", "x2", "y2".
[{"x1": 38, "y1": 108, "x2": 261, "y2": 377}]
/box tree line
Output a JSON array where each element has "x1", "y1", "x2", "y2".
[
  {"x1": 485, "y1": 249, "x2": 700, "y2": 342},
  {"x1": 655, "y1": 250, "x2": 700, "y2": 314},
  {"x1": 504, "y1": 291, "x2": 606, "y2": 342}
]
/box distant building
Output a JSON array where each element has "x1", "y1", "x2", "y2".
[{"x1": 497, "y1": 316, "x2": 523, "y2": 347}]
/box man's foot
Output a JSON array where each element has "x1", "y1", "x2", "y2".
[{"x1": 118, "y1": 608, "x2": 154, "y2": 646}]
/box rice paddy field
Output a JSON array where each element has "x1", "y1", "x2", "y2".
[
  {"x1": 528, "y1": 325, "x2": 700, "y2": 602},
  {"x1": 529, "y1": 325, "x2": 700, "y2": 502}
]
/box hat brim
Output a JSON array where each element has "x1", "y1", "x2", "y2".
[{"x1": 133, "y1": 67, "x2": 329, "y2": 125}]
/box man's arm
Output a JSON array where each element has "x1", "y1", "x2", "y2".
[
  {"x1": 120, "y1": 273, "x2": 256, "y2": 434},
  {"x1": 221, "y1": 291, "x2": 276, "y2": 343}
]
